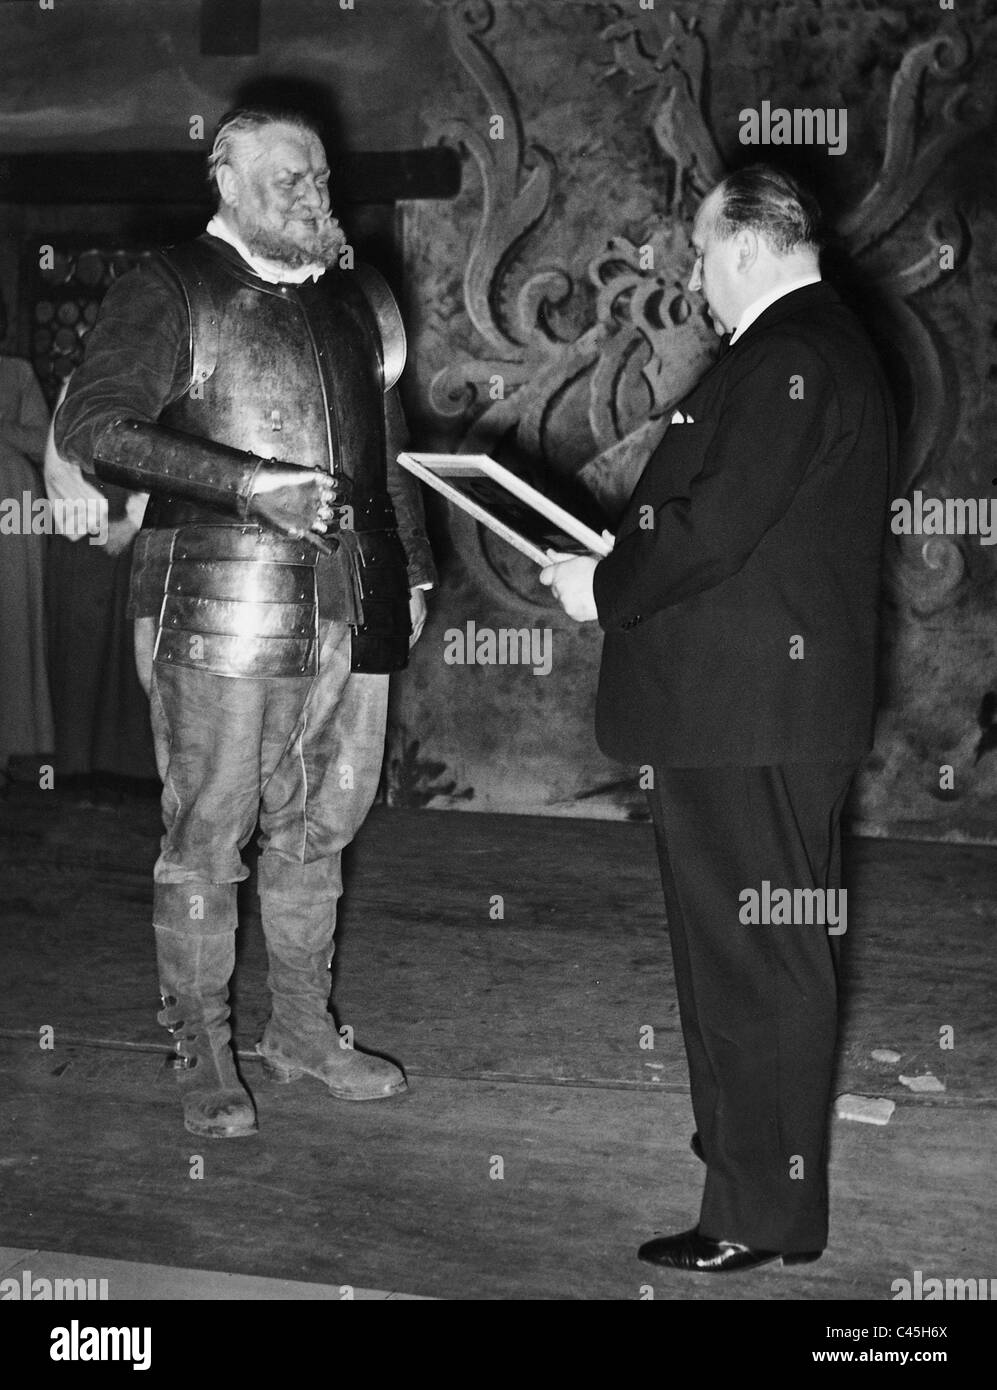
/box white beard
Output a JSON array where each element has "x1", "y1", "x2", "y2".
[{"x1": 237, "y1": 210, "x2": 347, "y2": 270}]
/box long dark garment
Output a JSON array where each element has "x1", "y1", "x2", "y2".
[
  {"x1": 46, "y1": 522, "x2": 157, "y2": 784},
  {"x1": 0, "y1": 355, "x2": 54, "y2": 776}
]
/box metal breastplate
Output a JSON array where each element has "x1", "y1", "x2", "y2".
[{"x1": 149, "y1": 237, "x2": 409, "y2": 678}]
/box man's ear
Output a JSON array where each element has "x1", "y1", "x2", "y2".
[
  {"x1": 215, "y1": 163, "x2": 239, "y2": 209},
  {"x1": 735, "y1": 228, "x2": 759, "y2": 273}
]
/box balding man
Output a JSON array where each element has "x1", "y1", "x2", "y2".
[
  {"x1": 56, "y1": 108, "x2": 435, "y2": 1139},
  {"x1": 542, "y1": 165, "x2": 895, "y2": 1271}
]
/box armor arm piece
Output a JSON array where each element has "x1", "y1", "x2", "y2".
[
  {"x1": 354, "y1": 263, "x2": 407, "y2": 390},
  {"x1": 93, "y1": 419, "x2": 346, "y2": 550}
]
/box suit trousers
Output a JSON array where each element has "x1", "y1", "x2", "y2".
[{"x1": 647, "y1": 761, "x2": 857, "y2": 1252}]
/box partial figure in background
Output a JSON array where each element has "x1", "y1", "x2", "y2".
[
  {"x1": 43, "y1": 378, "x2": 157, "y2": 800},
  {"x1": 0, "y1": 290, "x2": 55, "y2": 784}
]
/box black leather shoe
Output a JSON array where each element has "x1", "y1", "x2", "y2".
[
  {"x1": 638, "y1": 1227, "x2": 822, "y2": 1273},
  {"x1": 690, "y1": 1131, "x2": 705, "y2": 1163}
]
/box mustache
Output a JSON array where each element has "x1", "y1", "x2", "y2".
[
  {"x1": 308, "y1": 212, "x2": 347, "y2": 252},
  {"x1": 238, "y1": 207, "x2": 347, "y2": 268},
  {"x1": 290, "y1": 209, "x2": 347, "y2": 262}
]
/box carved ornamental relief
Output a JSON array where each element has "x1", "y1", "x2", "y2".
[{"x1": 420, "y1": 0, "x2": 991, "y2": 618}]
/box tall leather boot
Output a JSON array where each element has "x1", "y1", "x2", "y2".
[
  {"x1": 154, "y1": 883, "x2": 258, "y2": 1139},
  {"x1": 255, "y1": 858, "x2": 406, "y2": 1101}
]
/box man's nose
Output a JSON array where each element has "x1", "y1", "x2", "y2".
[
  {"x1": 688, "y1": 260, "x2": 702, "y2": 293},
  {"x1": 298, "y1": 179, "x2": 328, "y2": 211}
]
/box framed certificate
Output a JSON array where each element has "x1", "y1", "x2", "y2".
[{"x1": 397, "y1": 452, "x2": 612, "y2": 566}]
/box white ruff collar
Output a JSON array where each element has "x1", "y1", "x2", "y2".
[{"x1": 206, "y1": 214, "x2": 326, "y2": 285}]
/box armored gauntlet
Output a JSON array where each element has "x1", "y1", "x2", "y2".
[{"x1": 93, "y1": 418, "x2": 348, "y2": 550}]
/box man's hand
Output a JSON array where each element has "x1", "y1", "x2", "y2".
[
  {"x1": 539, "y1": 552, "x2": 600, "y2": 623},
  {"x1": 103, "y1": 516, "x2": 138, "y2": 557},
  {"x1": 244, "y1": 460, "x2": 342, "y2": 552},
  {"x1": 409, "y1": 588, "x2": 428, "y2": 648}
]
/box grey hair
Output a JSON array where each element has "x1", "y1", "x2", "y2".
[
  {"x1": 710, "y1": 164, "x2": 823, "y2": 255},
  {"x1": 206, "y1": 107, "x2": 323, "y2": 201}
]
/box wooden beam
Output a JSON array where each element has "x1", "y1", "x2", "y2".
[
  {"x1": 200, "y1": 0, "x2": 261, "y2": 56},
  {"x1": 0, "y1": 148, "x2": 461, "y2": 205}
]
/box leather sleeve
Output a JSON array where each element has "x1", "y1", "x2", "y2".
[
  {"x1": 384, "y1": 386, "x2": 437, "y2": 590},
  {"x1": 54, "y1": 259, "x2": 190, "y2": 476}
]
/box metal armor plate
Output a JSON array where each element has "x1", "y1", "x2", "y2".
[
  {"x1": 151, "y1": 238, "x2": 411, "y2": 674},
  {"x1": 154, "y1": 525, "x2": 320, "y2": 678}
]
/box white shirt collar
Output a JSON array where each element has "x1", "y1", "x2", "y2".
[
  {"x1": 206, "y1": 214, "x2": 326, "y2": 285},
  {"x1": 729, "y1": 273, "x2": 822, "y2": 344}
]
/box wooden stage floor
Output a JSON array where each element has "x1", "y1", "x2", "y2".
[{"x1": 0, "y1": 788, "x2": 993, "y2": 1301}]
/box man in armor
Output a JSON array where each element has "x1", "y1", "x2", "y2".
[{"x1": 56, "y1": 108, "x2": 436, "y2": 1140}]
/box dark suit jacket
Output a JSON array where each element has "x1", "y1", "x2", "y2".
[{"x1": 593, "y1": 281, "x2": 896, "y2": 768}]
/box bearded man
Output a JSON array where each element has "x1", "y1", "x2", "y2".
[{"x1": 56, "y1": 108, "x2": 436, "y2": 1139}]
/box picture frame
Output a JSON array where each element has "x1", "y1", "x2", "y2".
[{"x1": 397, "y1": 452, "x2": 612, "y2": 566}]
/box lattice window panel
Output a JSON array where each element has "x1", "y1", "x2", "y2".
[{"x1": 29, "y1": 245, "x2": 153, "y2": 407}]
